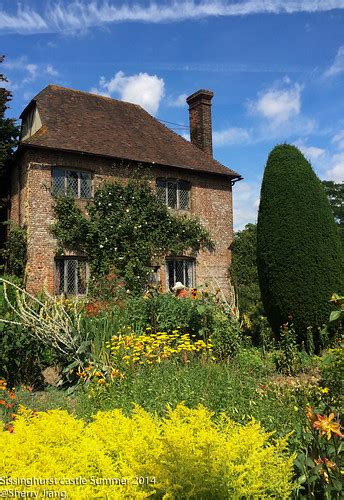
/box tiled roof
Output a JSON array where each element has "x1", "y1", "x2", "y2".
[{"x1": 20, "y1": 85, "x2": 241, "y2": 178}]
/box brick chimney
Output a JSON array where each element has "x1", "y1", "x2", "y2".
[{"x1": 186, "y1": 89, "x2": 214, "y2": 156}]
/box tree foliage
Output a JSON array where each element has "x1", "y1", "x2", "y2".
[
  {"x1": 230, "y1": 223, "x2": 261, "y2": 312},
  {"x1": 0, "y1": 55, "x2": 19, "y2": 179},
  {"x1": 257, "y1": 144, "x2": 344, "y2": 346},
  {"x1": 322, "y1": 180, "x2": 344, "y2": 246},
  {"x1": 52, "y1": 179, "x2": 214, "y2": 293}
]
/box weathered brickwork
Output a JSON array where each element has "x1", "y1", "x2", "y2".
[{"x1": 10, "y1": 147, "x2": 233, "y2": 296}]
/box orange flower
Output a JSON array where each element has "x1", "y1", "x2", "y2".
[
  {"x1": 314, "y1": 457, "x2": 336, "y2": 469},
  {"x1": 6, "y1": 424, "x2": 14, "y2": 433},
  {"x1": 313, "y1": 413, "x2": 344, "y2": 440},
  {"x1": 306, "y1": 405, "x2": 316, "y2": 423},
  {"x1": 9, "y1": 392, "x2": 16, "y2": 399},
  {"x1": 0, "y1": 399, "x2": 5, "y2": 405}
]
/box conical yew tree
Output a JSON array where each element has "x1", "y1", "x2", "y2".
[{"x1": 257, "y1": 144, "x2": 344, "y2": 346}]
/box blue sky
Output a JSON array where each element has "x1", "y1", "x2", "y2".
[{"x1": 1, "y1": 0, "x2": 344, "y2": 229}]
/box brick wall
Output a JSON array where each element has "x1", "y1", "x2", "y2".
[{"x1": 10, "y1": 147, "x2": 233, "y2": 296}]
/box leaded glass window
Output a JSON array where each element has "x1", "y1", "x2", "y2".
[
  {"x1": 156, "y1": 178, "x2": 190, "y2": 210},
  {"x1": 55, "y1": 258, "x2": 88, "y2": 295},
  {"x1": 52, "y1": 168, "x2": 92, "y2": 199},
  {"x1": 166, "y1": 259, "x2": 194, "y2": 289}
]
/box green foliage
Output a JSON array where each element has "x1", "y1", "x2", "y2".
[
  {"x1": 0, "y1": 276, "x2": 55, "y2": 387},
  {"x1": 321, "y1": 347, "x2": 344, "y2": 410},
  {"x1": 230, "y1": 223, "x2": 261, "y2": 312},
  {"x1": 0, "y1": 56, "x2": 19, "y2": 180},
  {"x1": 234, "y1": 347, "x2": 276, "y2": 377},
  {"x1": 274, "y1": 324, "x2": 299, "y2": 376},
  {"x1": 210, "y1": 311, "x2": 241, "y2": 359},
  {"x1": 0, "y1": 223, "x2": 27, "y2": 277},
  {"x1": 257, "y1": 144, "x2": 344, "y2": 347},
  {"x1": 322, "y1": 180, "x2": 344, "y2": 246},
  {"x1": 52, "y1": 180, "x2": 213, "y2": 293}
]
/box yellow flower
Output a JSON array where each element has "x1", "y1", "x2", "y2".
[{"x1": 320, "y1": 387, "x2": 330, "y2": 394}]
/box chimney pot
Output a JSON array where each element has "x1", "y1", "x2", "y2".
[{"x1": 186, "y1": 89, "x2": 214, "y2": 156}]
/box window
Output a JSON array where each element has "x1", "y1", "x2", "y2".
[
  {"x1": 52, "y1": 168, "x2": 92, "y2": 199},
  {"x1": 55, "y1": 258, "x2": 88, "y2": 295},
  {"x1": 166, "y1": 259, "x2": 195, "y2": 289},
  {"x1": 156, "y1": 178, "x2": 190, "y2": 210},
  {"x1": 147, "y1": 266, "x2": 161, "y2": 285}
]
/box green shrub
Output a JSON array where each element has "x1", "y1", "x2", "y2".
[
  {"x1": 257, "y1": 144, "x2": 344, "y2": 348},
  {"x1": 321, "y1": 347, "x2": 344, "y2": 409},
  {"x1": 0, "y1": 276, "x2": 55, "y2": 387},
  {"x1": 230, "y1": 223, "x2": 261, "y2": 313},
  {"x1": 234, "y1": 348, "x2": 276, "y2": 377},
  {"x1": 210, "y1": 311, "x2": 241, "y2": 359},
  {"x1": 0, "y1": 223, "x2": 27, "y2": 277}
]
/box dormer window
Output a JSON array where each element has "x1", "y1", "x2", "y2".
[
  {"x1": 156, "y1": 178, "x2": 190, "y2": 210},
  {"x1": 52, "y1": 168, "x2": 93, "y2": 199},
  {"x1": 21, "y1": 105, "x2": 42, "y2": 140}
]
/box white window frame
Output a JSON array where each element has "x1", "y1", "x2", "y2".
[
  {"x1": 55, "y1": 257, "x2": 89, "y2": 296},
  {"x1": 166, "y1": 258, "x2": 195, "y2": 289},
  {"x1": 52, "y1": 168, "x2": 93, "y2": 199},
  {"x1": 156, "y1": 178, "x2": 191, "y2": 210}
]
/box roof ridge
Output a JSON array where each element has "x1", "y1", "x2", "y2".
[{"x1": 42, "y1": 84, "x2": 142, "y2": 108}]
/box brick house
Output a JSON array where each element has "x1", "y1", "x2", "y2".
[{"x1": 8, "y1": 85, "x2": 242, "y2": 295}]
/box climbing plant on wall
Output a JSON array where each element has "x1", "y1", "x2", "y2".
[{"x1": 51, "y1": 179, "x2": 214, "y2": 293}]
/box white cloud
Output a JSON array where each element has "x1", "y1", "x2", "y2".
[
  {"x1": 232, "y1": 181, "x2": 260, "y2": 231},
  {"x1": 325, "y1": 152, "x2": 344, "y2": 182},
  {"x1": 167, "y1": 93, "x2": 187, "y2": 107},
  {"x1": 324, "y1": 46, "x2": 344, "y2": 78},
  {"x1": 2, "y1": 1, "x2": 344, "y2": 34},
  {"x1": 3, "y1": 57, "x2": 38, "y2": 88},
  {"x1": 249, "y1": 81, "x2": 302, "y2": 123},
  {"x1": 332, "y1": 129, "x2": 344, "y2": 150},
  {"x1": 93, "y1": 71, "x2": 165, "y2": 115},
  {"x1": 213, "y1": 127, "x2": 250, "y2": 146},
  {"x1": 294, "y1": 141, "x2": 326, "y2": 162},
  {"x1": 45, "y1": 64, "x2": 59, "y2": 77}
]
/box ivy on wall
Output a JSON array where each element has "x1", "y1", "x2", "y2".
[{"x1": 51, "y1": 179, "x2": 214, "y2": 293}]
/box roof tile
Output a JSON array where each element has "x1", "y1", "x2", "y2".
[{"x1": 21, "y1": 85, "x2": 241, "y2": 178}]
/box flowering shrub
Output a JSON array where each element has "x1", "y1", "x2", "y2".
[
  {"x1": 294, "y1": 402, "x2": 343, "y2": 498},
  {"x1": 0, "y1": 403, "x2": 295, "y2": 499},
  {"x1": 52, "y1": 180, "x2": 213, "y2": 293},
  {"x1": 107, "y1": 327, "x2": 212, "y2": 366},
  {"x1": 0, "y1": 379, "x2": 32, "y2": 432},
  {"x1": 77, "y1": 327, "x2": 212, "y2": 391}
]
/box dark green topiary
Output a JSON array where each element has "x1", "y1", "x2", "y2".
[{"x1": 257, "y1": 144, "x2": 344, "y2": 347}]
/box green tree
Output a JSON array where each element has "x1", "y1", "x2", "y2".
[
  {"x1": 257, "y1": 144, "x2": 344, "y2": 348},
  {"x1": 322, "y1": 180, "x2": 344, "y2": 246},
  {"x1": 230, "y1": 223, "x2": 261, "y2": 312},
  {"x1": 0, "y1": 55, "x2": 19, "y2": 179},
  {"x1": 0, "y1": 56, "x2": 20, "y2": 259},
  {"x1": 52, "y1": 179, "x2": 214, "y2": 293}
]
